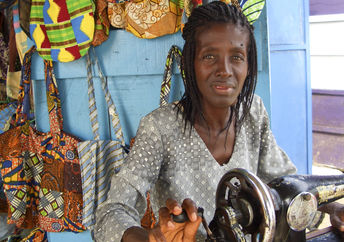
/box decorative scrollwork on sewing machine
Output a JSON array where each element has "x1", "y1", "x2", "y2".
[
  {"x1": 209, "y1": 168, "x2": 344, "y2": 242},
  {"x1": 174, "y1": 168, "x2": 344, "y2": 241}
]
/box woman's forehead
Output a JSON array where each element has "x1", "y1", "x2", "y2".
[{"x1": 195, "y1": 22, "x2": 250, "y2": 49}]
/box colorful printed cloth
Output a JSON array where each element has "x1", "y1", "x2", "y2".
[
  {"x1": 0, "y1": 47, "x2": 85, "y2": 232},
  {"x1": 181, "y1": 0, "x2": 266, "y2": 28},
  {"x1": 92, "y1": 0, "x2": 110, "y2": 46},
  {"x1": 160, "y1": 45, "x2": 183, "y2": 106},
  {"x1": 29, "y1": 0, "x2": 95, "y2": 62},
  {"x1": 239, "y1": 0, "x2": 265, "y2": 24},
  {"x1": 0, "y1": 32, "x2": 8, "y2": 81},
  {"x1": 108, "y1": 0, "x2": 183, "y2": 39}
]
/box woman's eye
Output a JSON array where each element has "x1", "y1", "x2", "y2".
[
  {"x1": 232, "y1": 55, "x2": 245, "y2": 61},
  {"x1": 203, "y1": 54, "x2": 215, "y2": 60}
]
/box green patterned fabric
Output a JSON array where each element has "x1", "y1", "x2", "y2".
[
  {"x1": 240, "y1": 0, "x2": 265, "y2": 24},
  {"x1": 29, "y1": 0, "x2": 95, "y2": 62}
]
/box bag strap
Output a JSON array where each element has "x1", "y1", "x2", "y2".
[
  {"x1": 44, "y1": 60, "x2": 63, "y2": 138},
  {"x1": 15, "y1": 45, "x2": 36, "y2": 125},
  {"x1": 86, "y1": 50, "x2": 101, "y2": 140},
  {"x1": 86, "y1": 47, "x2": 125, "y2": 146},
  {"x1": 160, "y1": 45, "x2": 183, "y2": 107}
]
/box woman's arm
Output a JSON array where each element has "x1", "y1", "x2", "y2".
[{"x1": 94, "y1": 114, "x2": 165, "y2": 241}]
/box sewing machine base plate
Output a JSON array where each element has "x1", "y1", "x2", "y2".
[{"x1": 306, "y1": 227, "x2": 342, "y2": 242}]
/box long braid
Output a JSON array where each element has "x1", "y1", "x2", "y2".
[{"x1": 176, "y1": 1, "x2": 257, "y2": 135}]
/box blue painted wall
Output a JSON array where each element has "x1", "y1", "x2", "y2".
[
  {"x1": 266, "y1": 0, "x2": 312, "y2": 174},
  {"x1": 29, "y1": 1, "x2": 311, "y2": 240}
]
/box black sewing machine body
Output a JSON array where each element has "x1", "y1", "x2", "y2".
[{"x1": 207, "y1": 168, "x2": 344, "y2": 242}]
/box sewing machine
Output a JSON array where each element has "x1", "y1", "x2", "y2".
[{"x1": 206, "y1": 168, "x2": 344, "y2": 242}]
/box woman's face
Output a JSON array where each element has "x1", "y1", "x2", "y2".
[{"x1": 194, "y1": 22, "x2": 249, "y2": 109}]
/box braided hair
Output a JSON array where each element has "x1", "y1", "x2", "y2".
[{"x1": 176, "y1": 1, "x2": 257, "y2": 134}]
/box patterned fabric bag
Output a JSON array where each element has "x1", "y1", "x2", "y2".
[
  {"x1": 7, "y1": 1, "x2": 34, "y2": 100},
  {"x1": 107, "y1": 0, "x2": 183, "y2": 39},
  {"x1": 92, "y1": 0, "x2": 110, "y2": 46},
  {"x1": 181, "y1": 0, "x2": 265, "y2": 28},
  {"x1": 0, "y1": 102, "x2": 17, "y2": 133},
  {"x1": 77, "y1": 48, "x2": 126, "y2": 229},
  {"x1": 0, "y1": 31, "x2": 8, "y2": 81},
  {"x1": 0, "y1": 47, "x2": 85, "y2": 232},
  {"x1": 236, "y1": 0, "x2": 265, "y2": 24},
  {"x1": 29, "y1": 0, "x2": 95, "y2": 62}
]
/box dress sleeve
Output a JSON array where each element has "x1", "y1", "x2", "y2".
[
  {"x1": 255, "y1": 97, "x2": 297, "y2": 183},
  {"x1": 93, "y1": 114, "x2": 164, "y2": 241}
]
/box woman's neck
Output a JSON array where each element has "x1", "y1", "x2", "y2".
[{"x1": 197, "y1": 106, "x2": 233, "y2": 133}]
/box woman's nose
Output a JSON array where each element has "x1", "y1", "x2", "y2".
[{"x1": 215, "y1": 57, "x2": 232, "y2": 77}]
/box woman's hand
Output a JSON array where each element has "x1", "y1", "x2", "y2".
[
  {"x1": 327, "y1": 202, "x2": 344, "y2": 232},
  {"x1": 148, "y1": 198, "x2": 202, "y2": 242},
  {"x1": 318, "y1": 201, "x2": 344, "y2": 239}
]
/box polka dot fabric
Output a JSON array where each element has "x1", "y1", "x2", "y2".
[{"x1": 94, "y1": 95, "x2": 297, "y2": 241}]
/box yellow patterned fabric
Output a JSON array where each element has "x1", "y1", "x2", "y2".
[
  {"x1": 29, "y1": 0, "x2": 95, "y2": 62},
  {"x1": 108, "y1": 0, "x2": 183, "y2": 39}
]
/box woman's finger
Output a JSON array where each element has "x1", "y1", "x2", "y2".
[
  {"x1": 166, "y1": 198, "x2": 182, "y2": 215},
  {"x1": 159, "y1": 207, "x2": 175, "y2": 231},
  {"x1": 181, "y1": 198, "x2": 198, "y2": 222}
]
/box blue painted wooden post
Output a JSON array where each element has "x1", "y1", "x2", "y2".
[{"x1": 266, "y1": 0, "x2": 312, "y2": 174}]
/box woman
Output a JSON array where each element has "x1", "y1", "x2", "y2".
[{"x1": 94, "y1": 2, "x2": 344, "y2": 241}]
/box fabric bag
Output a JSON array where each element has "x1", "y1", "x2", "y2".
[
  {"x1": 92, "y1": 0, "x2": 110, "y2": 46},
  {"x1": 181, "y1": 0, "x2": 265, "y2": 28},
  {"x1": 7, "y1": 1, "x2": 34, "y2": 100},
  {"x1": 0, "y1": 46, "x2": 85, "y2": 232},
  {"x1": 29, "y1": 0, "x2": 95, "y2": 62},
  {"x1": 77, "y1": 47, "x2": 126, "y2": 229},
  {"x1": 0, "y1": 101, "x2": 17, "y2": 133},
  {"x1": 107, "y1": 0, "x2": 183, "y2": 39}
]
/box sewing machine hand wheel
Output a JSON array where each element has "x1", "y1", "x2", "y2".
[{"x1": 212, "y1": 168, "x2": 276, "y2": 242}]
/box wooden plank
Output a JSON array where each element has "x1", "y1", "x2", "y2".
[
  {"x1": 312, "y1": 90, "x2": 344, "y2": 135},
  {"x1": 310, "y1": 0, "x2": 344, "y2": 16}
]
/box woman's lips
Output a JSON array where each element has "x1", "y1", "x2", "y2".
[
  {"x1": 214, "y1": 85, "x2": 230, "y2": 90},
  {"x1": 213, "y1": 84, "x2": 235, "y2": 94}
]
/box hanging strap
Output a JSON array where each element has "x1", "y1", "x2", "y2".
[
  {"x1": 44, "y1": 60, "x2": 63, "y2": 139},
  {"x1": 86, "y1": 50, "x2": 100, "y2": 140},
  {"x1": 86, "y1": 47, "x2": 125, "y2": 146},
  {"x1": 160, "y1": 45, "x2": 183, "y2": 107},
  {"x1": 15, "y1": 45, "x2": 36, "y2": 125}
]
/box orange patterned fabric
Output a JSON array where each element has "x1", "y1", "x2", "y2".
[
  {"x1": 92, "y1": 0, "x2": 110, "y2": 46},
  {"x1": 108, "y1": 0, "x2": 183, "y2": 39},
  {"x1": 0, "y1": 48, "x2": 85, "y2": 232}
]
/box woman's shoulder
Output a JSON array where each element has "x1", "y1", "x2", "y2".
[
  {"x1": 140, "y1": 103, "x2": 182, "y2": 131},
  {"x1": 240, "y1": 94, "x2": 269, "y2": 130},
  {"x1": 246, "y1": 94, "x2": 266, "y2": 118},
  {"x1": 145, "y1": 102, "x2": 179, "y2": 119}
]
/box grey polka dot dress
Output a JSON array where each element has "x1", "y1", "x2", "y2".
[{"x1": 94, "y1": 95, "x2": 297, "y2": 241}]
